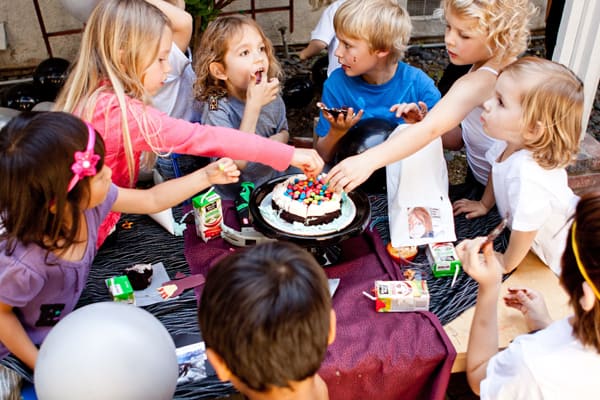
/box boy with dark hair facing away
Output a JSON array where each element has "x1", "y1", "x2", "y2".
[{"x1": 198, "y1": 242, "x2": 335, "y2": 400}]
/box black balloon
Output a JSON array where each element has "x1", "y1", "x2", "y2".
[
  {"x1": 2, "y1": 82, "x2": 42, "y2": 111},
  {"x1": 33, "y1": 57, "x2": 70, "y2": 101},
  {"x1": 335, "y1": 118, "x2": 397, "y2": 194},
  {"x1": 282, "y1": 74, "x2": 314, "y2": 109}
]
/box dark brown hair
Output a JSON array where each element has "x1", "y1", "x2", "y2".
[
  {"x1": 198, "y1": 242, "x2": 331, "y2": 391},
  {"x1": 0, "y1": 112, "x2": 105, "y2": 259},
  {"x1": 560, "y1": 191, "x2": 600, "y2": 352}
]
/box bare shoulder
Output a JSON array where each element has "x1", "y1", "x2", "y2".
[{"x1": 445, "y1": 69, "x2": 498, "y2": 108}]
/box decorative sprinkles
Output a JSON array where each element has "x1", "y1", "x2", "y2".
[{"x1": 284, "y1": 176, "x2": 334, "y2": 205}]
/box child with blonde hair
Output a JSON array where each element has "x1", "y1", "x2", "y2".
[
  {"x1": 194, "y1": 14, "x2": 290, "y2": 199},
  {"x1": 314, "y1": 0, "x2": 441, "y2": 163},
  {"x1": 328, "y1": 0, "x2": 536, "y2": 190},
  {"x1": 0, "y1": 112, "x2": 239, "y2": 398},
  {"x1": 454, "y1": 56, "x2": 582, "y2": 274},
  {"x1": 456, "y1": 191, "x2": 600, "y2": 398},
  {"x1": 54, "y1": 0, "x2": 323, "y2": 246}
]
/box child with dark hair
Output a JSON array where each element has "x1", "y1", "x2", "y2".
[
  {"x1": 456, "y1": 191, "x2": 600, "y2": 398},
  {"x1": 198, "y1": 242, "x2": 335, "y2": 400},
  {"x1": 0, "y1": 111, "x2": 239, "y2": 398}
]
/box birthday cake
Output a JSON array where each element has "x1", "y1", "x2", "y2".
[{"x1": 271, "y1": 174, "x2": 342, "y2": 226}]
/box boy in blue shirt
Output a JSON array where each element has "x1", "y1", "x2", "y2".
[{"x1": 315, "y1": 0, "x2": 441, "y2": 162}]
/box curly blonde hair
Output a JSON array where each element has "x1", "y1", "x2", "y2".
[
  {"x1": 194, "y1": 14, "x2": 282, "y2": 102},
  {"x1": 501, "y1": 56, "x2": 583, "y2": 169},
  {"x1": 442, "y1": 0, "x2": 537, "y2": 64},
  {"x1": 333, "y1": 0, "x2": 411, "y2": 65}
]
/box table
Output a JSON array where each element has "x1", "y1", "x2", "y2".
[
  {"x1": 443, "y1": 251, "x2": 572, "y2": 373},
  {"x1": 184, "y1": 202, "x2": 455, "y2": 400}
]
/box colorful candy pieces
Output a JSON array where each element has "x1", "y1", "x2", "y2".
[{"x1": 284, "y1": 176, "x2": 333, "y2": 204}]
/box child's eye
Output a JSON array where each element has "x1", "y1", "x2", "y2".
[
  {"x1": 259, "y1": 45, "x2": 266, "y2": 53},
  {"x1": 240, "y1": 50, "x2": 249, "y2": 56}
]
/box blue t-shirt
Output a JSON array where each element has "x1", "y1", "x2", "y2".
[{"x1": 315, "y1": 62, "x2": 441, "y2": 137}]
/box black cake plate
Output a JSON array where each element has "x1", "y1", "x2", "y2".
[{"x1": 249, "y1": 175, "x2": 371, "y2": 251}]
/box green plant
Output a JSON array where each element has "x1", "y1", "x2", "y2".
[{"x1": 184, "y1": 0, "x2": 237, "y2": 31}]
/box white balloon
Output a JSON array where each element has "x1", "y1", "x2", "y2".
[
  {"x1": 35, "y1": 302, "x2": 178, "y2": 400},
  {"x1": 58, "y1": 0, "x2": 101, "y2": 23}
]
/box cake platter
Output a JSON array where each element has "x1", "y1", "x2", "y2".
[{"x1": 249, "y1": 175, "x2": 371, "y2": 249}]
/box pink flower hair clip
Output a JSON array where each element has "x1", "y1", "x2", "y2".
[{"x1": 67, "y1": 122, "x2": 101, "y2": 192}]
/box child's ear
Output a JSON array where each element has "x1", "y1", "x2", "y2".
[
  {"x1": 209, "y1": 62, "x2": 228, "y2": 81},
  {"x1": 206, "y1": 348, "x2": 232, "y2": 382},
  {"x1": 327, "y1": 309, "x2": 337, "y2": 345},
  {"x1": 373, "y1": 49, "x2": 390, "y2": 60},
  {"x1": 580, "y1": 281, "x2": 597, "y2": 312},
  {"x1": 525, "y1": 121, "x2": 544, "y2": 141},
  {"x1": 49, "y1": 199, "x2": 57, "y2": 214}
]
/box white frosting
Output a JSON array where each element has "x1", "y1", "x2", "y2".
[{"x1": 271, "y1": 174, "x2": 342, "y2": 220}]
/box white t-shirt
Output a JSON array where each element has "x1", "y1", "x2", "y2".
[
  {"x1": 487, "y1": 142, "x2": 578, "y2": 275},
  {"x1": 153, "y1": 42, "x2": 198, "y2": 121},
  {"x1": 481, "y1": 318, "x2": 600, "y2": 399},
  {"x1": 311, "y1": 0, "x2": 345, "y2": 76}
]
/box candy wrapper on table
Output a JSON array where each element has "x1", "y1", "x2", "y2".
[
  {"x1": 386, "y1": 125, "x2": 456, "y2": 247},
  {"x1": 374, "y1": 280, "x2": 430, "y2": 312}
]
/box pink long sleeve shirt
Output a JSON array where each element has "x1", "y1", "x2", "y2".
[{"x1": 85, "y1": 92, "x2": 294, "y2": 246}]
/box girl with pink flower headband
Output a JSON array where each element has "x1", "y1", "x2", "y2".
[{"x1": 0, "y1": 111, "x2": 240, "y2": 397}]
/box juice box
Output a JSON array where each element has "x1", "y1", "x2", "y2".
[
  {"x1": 192, "y1": 188, "x2": 223, "y2": 242},
  {"x1": 374, "y1": 280, "x2": 430, "y2": 312},
  {"x1": 427, "y1": 242, "x2": 462, "y2": 278},
  {"x1": 105, "y1": 275, "x2": 135, "y2": 304}
]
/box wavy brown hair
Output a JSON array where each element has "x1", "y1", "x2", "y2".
[{"x1": 194, "y1": 14, "x2": 282, "y2": 102}]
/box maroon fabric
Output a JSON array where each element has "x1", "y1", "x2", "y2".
[{"x1": 184, "y1": 201, "x2": 455, "y2": 400}]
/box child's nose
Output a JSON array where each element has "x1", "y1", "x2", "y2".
[{"x1": 482, "y1": 98, "x2": 492, "y2": 111}]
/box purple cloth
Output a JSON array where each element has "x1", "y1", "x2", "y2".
[
  {"x1": 184, "y1": 201, "x2": 455, "y2": 399},
  {"x1": 0, "y1": 184, "x2": 119, "y2": 360}
]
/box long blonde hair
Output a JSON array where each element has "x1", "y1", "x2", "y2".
[{"x1": 55, "y1": 0, "x2": 171, "y2": 185}]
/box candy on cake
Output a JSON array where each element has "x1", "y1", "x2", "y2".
[{"x1": 271, "y1": 174, "x2": 343, "y2": 226}]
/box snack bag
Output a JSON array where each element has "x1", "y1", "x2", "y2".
[{"x1": 192, "y1": 188, "x2": 223, "y2": 242}]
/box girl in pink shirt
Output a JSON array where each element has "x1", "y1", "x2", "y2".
[{"x1": 55, "y1": 0, "x2": 323, "y2": 246}]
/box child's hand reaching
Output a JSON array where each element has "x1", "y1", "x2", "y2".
[
  {"x1": 206, "y1": 158, "x2": 240, "y2": 185},
  {"x1": 246, "y1": 73, "x2": 280, "y2": 108},
  {"x1": 290, "y1": 148, "x2": 324, "y2": 178},
  {"x1": 453, "y1": 198, "x2": 490, "y2": 219},
  {"x1": 503, "y1": 288, "x2": 553, "y2": 332},
  {"x1": 456, "y1": 237, "x2": 503, "y2": 289},
  {"x1": 390, "y1": 101, "x2": 428, "y2": 124},
  {"x1": 321, "y1": 104, "x2": 364, "y2": 133}
]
